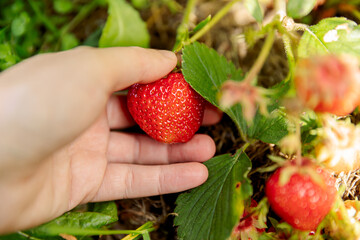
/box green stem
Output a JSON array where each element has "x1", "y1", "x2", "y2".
[
  {"x1": 294, "y1": 117, "x2": 302, "y2": 164},
  {"x1": 55, "y1": 0, "x2": 99, "y2": 51},
  {"x1": 243, "y1": 29, "x2": 276, "y2": 85},
  {"x1": 230, "y1": 29, "x2": 276, "y2": 143},
  {"x1": 281, "y1": 33, "x2": 295, "y2": 82},
  {"x1": 274, "y1": 0, "x2": 286, "y2": 17},
  {"x1": 60, "y1": 1, "x2": 99, "y2": 35},
  {"x1": 351, "y1": 9, "x2": 360, "y2": 22},
  {"x1": 235, "y1": 120, "x2": 248, "y2": 143},
  {"x1": 43, "y1": 226, "x2": 155, "y2": 236},
  {"x1": 142, "y1": 231, "x2": 151, "y2": 240},
  {"x1": 241, "y1": 141, "x2": 251, "y2": 152},
  {"x1": 17, "y1": 231, "x2": 43, "y2": 240},
  {"x1": 182, "y1": 0, "x2": 197, "y2": 28},
  {"x1": 173, "y1": 0, "x2": 198, "y2": 51},
  {"x1": 188, "y1": 0, "x2": 240, "y2": 44},
  {"x1": 28, "y1": 0, "x2": 59, "y2": 36}
]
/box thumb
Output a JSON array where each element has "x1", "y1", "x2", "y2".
[
  {"x1": 92, "y1": 46, "x2": 178, "y2": 92},
  {"x1": 0, "y1": 46, "x2": 176, "y2": 167}
]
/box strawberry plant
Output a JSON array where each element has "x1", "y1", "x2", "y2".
[
  {"x1": 171, "y1": 0, "x2": 360, "y2": 239},
  {"x1": 2, "y1": 0, "x2": 360, "y2": 239}
]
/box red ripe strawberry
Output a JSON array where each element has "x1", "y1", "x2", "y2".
[
  {"x1": 294, "y1": 54, "x2": 360, "y2": 116},
  {"x1": 265, "y1": 159, "x2": 337, "y2": 231},
  {"x1": 127, "y1": 72, "x2": 205, "y2": 143}
]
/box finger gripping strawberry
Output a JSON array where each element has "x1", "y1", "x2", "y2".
[
  {"x1": 265, "y1": 159, "x2": 337, "y2": 231},
  {"x1": 127, "y1": 72, "x2": 205, "y2": 143}
]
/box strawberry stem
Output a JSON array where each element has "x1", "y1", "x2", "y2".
[
  {"x1": 187, "y1": 0, "x2": 240, "y2": 44},
  {"x1": 173, "y1": 0, "x2": 198, "y2": 52},
  {"x1": 281, "y1": 34, "x2": 295, "y2": 82},
  {"x1": 242, "y1": 29, "x2": 276, "y2": 85},
  {"x1": 17, "y1": 231, "x2": 42, "y2": 240},
  {"x1": 241, "y1": 142, "x2": 251, "y2": 152},
  {"x1": 274, "y1": 0, "x2": 287, "y2": 20},
  {"x1": 294, "y1": 116, "x2": 302, "y2": 165}
]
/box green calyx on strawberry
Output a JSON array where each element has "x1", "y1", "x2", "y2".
[
  {"x1": 127, "y1": 72, "x2": 205, "y2": 143},
  {"x1": 265, "y1": 158, "x2": 337, "y2": 231}
]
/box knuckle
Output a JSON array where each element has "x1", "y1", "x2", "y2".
[
  {"x1": 156, "y1": 167, "x2": 167, "y2": 195},
  {"x1": 123, "y1": 167, "x2": 135, "y2": 199}
]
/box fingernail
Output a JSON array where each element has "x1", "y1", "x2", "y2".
[{"x1": 159, "y1": 50, "x2": 176, "y2": 60}]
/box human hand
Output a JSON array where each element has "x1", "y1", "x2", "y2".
[{"x1": 0, "y1": 47, "x2": 221, "y2": 233}]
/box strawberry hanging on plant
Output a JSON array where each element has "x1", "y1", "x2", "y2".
[
  {"x1": 127, "y1": 72, "x2": 205, "y2": 143},
  {"x1": 294, "y1": 54, "x2": 360, "y2": 116},
  {"x1": 265, "y1": 158, "x2": 337, "y2": 231}
]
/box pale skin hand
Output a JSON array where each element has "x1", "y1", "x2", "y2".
[{"x1": 0, "y1": 47, "x2": 221, "y2": 234}]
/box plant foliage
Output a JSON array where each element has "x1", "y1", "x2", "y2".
[
  {"x1": 99, "y1": 0, "x2": 150, "y2": 48},
  {"x1": 182, "y1": 42, "x2": 288, "y2": 144},
  {"x1": 175, "y1": 150, "x2": 252, "y2": 240}
]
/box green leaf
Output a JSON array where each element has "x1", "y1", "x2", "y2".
[
  {"x1": 131, "y1": 0, "x2": 149, "y2": 9},
  {"x1": 83, "y1": 28, "x2": 103, "y2": 47},
  {"x1": 175, "y1": 150, "x2": 253, "y2": 240},
  {"x1": 244, "y1": 0, "x2": 263, "y2": 23},
  {"x1": 88, "y1": 201, "x2": 118, "y2": 221},
  {"x1": 61, "y1": 33, "x2": 79, "y2": 50},
  {"x1": 11, "y1": 11, "x2": 30, "y2": 37},
  {"x1": 26, "y1": 201, "x2": 118, "y2": 237},
  {"x1": 54, "y1": 0, "x2": 74, "y2": 14},
  {"x1": 251, "y1": 109, "x2": 288, "y2": 144},
  {"x1": 300, "y1": 111, "x2": 319, "y2": 154},
  {"x1": 298, "y1": 17, "x2": 360, "y2": 58},
  {"x1": 192, "y1": 15, "x2": 212, "y2": 34},
  {"x1": 182, "y1": 42, "x2": 288, "y2": 143},
  {"x1": 287, "y1": 0, "x2": 316, "y2": 19},
  {"x1": 0, "y1": 43, "x2": 19, "y2": 70},
  {"x1": 99, "y1": 0, "x2": 150, "y2": 48},
  {"x1": 182, "y1": 42, "x2": 242, "y2": 104}
]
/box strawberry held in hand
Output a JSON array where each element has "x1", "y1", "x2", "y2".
[
  {"x1": 265, "y1": 158, "x2": 337, "y2": 231},
  {"x1": 127, "y1": 72, "x2": 205, "y2": 143}
]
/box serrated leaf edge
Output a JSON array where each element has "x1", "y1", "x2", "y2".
[{"x1": 175, "y1": 151, "x2": 251, "y2": 240}]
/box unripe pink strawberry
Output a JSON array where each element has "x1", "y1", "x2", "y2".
[
  {"x1": 127, "y1": 72, "x2": 205, "y2": 143},
  {"x1": 295, "y1": 54, "x2": 360, "y2": 116}
]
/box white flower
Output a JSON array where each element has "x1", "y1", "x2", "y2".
[{"x1": 316, "y1": 117, "x2": 360, "y2": 173}]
